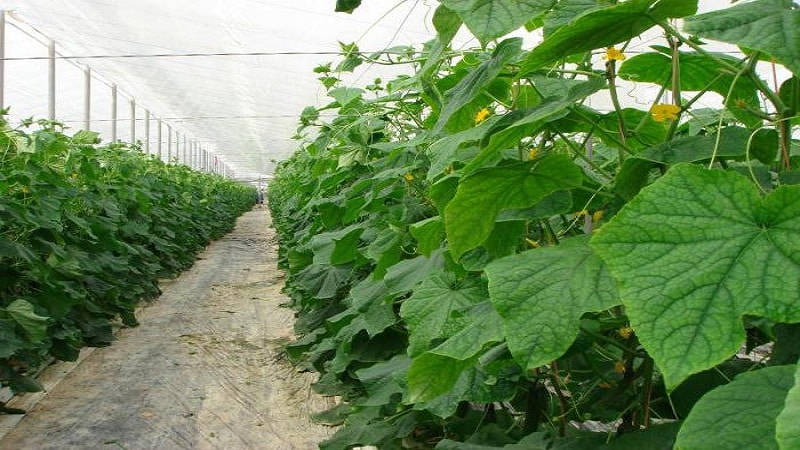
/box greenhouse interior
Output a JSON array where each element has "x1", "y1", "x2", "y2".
[{"x1": 1, "y1": 0, "x2": 799, "y2": 448}]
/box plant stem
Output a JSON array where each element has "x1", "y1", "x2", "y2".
[
  {"x1": 639, "y1": 356, "x2": 655, "y2": 428},
  {"x1": 606, "y1": 59, "x2": 628, "y2": 165},
  {"x1": 665, "y1": 34, "x2": 683, "y2": 140},
  {"x1": 550, "y1": 361, "x2": 569, "y2": 437}
]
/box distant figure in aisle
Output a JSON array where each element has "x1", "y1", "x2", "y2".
[{"x1": 257, "y1": 186, "x2": 265, "y2": 205}]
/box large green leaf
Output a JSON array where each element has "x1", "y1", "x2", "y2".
[
  {"x1": 406, "y1": 352, "x2": 477, "y2": 403},
  {"x1": 428, "y1": 301, "x2": 504, "y2": 360},
  {"x1": 417, "y1": 357, "x2": 521, "y2": 418},
  {"x1": 445, "y1": 154, "x2": 583, "y2": 260},
  {"x1": 419, "y1": 4, "x2": 464, "y2": 108},
  {"x1": 683, "y1": 0, "x2": 800, "y2": 77},
  {"x1": 519, "y1": 0, "x2": 698, "y2": 75},
  {"x1": 399, "y1": 273, "x2": 488, "y2": 357},
  {"x1": 354, "y1": 354, "x2": 410, "y2": 406},
  {"x1": 440, "y1": 0, "x2": 554, "y2": 44},
  {"x1": 635, "y1": 126, "x2": 778, "y2": 165},
  {"x1": 385, "y1": 250, "x2": 446, "y2": 294},
  {"x1": 592, "y1": 164, "x2": 800, "y2": 388},
  {"x1": 675, "y1": 365, "x2": 796, "y2": 450},
  {"x1": 618, "y1": 50, "x2": 761, "y2": 127},
  {"x1": 543, "y1": 0, "x2": 603, "y2": 36},
  {"x1": 310, "y1": 224, "x2": 365, "y2": 265},
  {"x1": 435, "y1": 38, "x2": 523, "y2": 133},
  {"x1": 409, "y1": 216, "x2": 445, "y2": 257},
  {"x1": 486, "y1": 236, "x2": 619, "y2": 370},
  {"x1": 296, "y1": 264, "x2": 352, "y2": 299},
  {"x1": 777, "y1": 363, "x2": 800, "y2": 450},
  {"x1": 0, "y1": 318, "x2": 27, "y2": 358},
  {"x1": 6, "y1": 299, "x2": 49, "y2": 343}
]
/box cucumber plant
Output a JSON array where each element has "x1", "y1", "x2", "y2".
[
  {"x1": 1, "y1": 116, "x2": 256, "y2": 406},
  {"x1": 270, "y1": 1, "x2": 800, "y2": 448}
]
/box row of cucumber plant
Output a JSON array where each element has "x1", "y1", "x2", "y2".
[
  {"x1": 270, "y1": 1, "x2": 800, "y2": 448},
  {"x1": 1, "y1": 115, "x2": 256, "y2": 409}
]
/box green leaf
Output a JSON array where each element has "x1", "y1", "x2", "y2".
[
  {"x1": 385, "y1": 250, "x2": 446, "y2": 294},
  {"x1": 418, "y1": 357, "x2": 521, "y2": 419},
  {"x1": 543, "y1": 0, "x2": 603, "y2": 36},
  {"x1": 329, "y1": 87, "x2": 364, "y2": 109},
  {"x1": 406, "y1": 352, "x2": 477, "y2": 403},
  {"x1": 364, "y1": 227, "x2": 402, "y2": 277},
  {"x1": 410, "y1": 216, "x2": 445, "y2": 257},
  {"x1": 635, "y1": 126, "x2": 778, "y2": 165},
  {"x1": 427, "y1": 116, "x2": 500, "y2": 178},
  {"x1": 421, "y1": 5, "x2": 464, "y2": 81},
  {"x1": 486, "y1": 236, "x2": 619, "y2": 370},
  {"x1": 675, "y1": 365, "x2": 796, "y2": 450},
  {"x1": 6, "y1": 299, "x2": 49, "y2": 343},
  {"x1": 440, "y1": 0, "x2": 555, "y2": 45},
  {"x1": 435, "y1": 38, "x2": 523, "y2": 133},
  {"x1": 400, "y1": 273, "x2": 487, "y2": 357},
  {"x1": 777, "y1": 363, "x2": 800, "y2": 450},
  {"x1": 71, "y1": 130, "x2": 100, "y2": 144},
  {"x1": 429, "y1": 301, "x2": 504, "y2": 360},
  {"x1": 445, "y1": 154, "x2": 583, "y2": 260},
  {"x1": 310, "y1": 224, "x2": 365, "y2": 265},
  {"x1": 0, "y1": 318, "x2": 27, "y2": 358},
  {"x1": 592, "y1": 164, "x2": 800, "y2": 388},
  {"x1": 605, "y1": 422, "x2": 681, "y2": 450},
  {"x1": 683, "y1": 0, "x2": 800, "y2": 77},
  {"x1": 496, "y1": 191, "x2": 573, "y2": 221},
  {"x1": 618, "y1": 51, "x2": 761, "y2": 127},
  {"x1": 436, "y1": 432, "x2": 551, "y2": 449},
  {"x1": 296, "y1": 264, "x2": 352, "y2": 299},
  {"x1": 354, "y1": 354, "x2": 410, "y2": 406},
  {"x1": 335, "y1": 0, "x2": 362, "y2": 13},
  {"x1": 519, "y1": 0, "x2": 698, "y2": 75}
]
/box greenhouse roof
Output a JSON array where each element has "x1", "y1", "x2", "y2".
[{"x1": 1, "y1": 1, "x2": 449, "y2": 180}]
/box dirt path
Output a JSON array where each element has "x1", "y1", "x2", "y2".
[{"x1": 0, "y1": 208, "x2": 334, "y2": 449}]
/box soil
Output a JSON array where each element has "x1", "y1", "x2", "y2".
[{"x1": 0, "y1": 207, "x2": 335, "y2": 449}]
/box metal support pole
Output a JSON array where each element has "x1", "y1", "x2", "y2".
[
  {"x1": 145, "y1": 110, "x2": 150, "y2": 153},
  {"x1": 157, "y1": 119, "x2": 162, "y2": 159},
  {"x1": 182, "y1": 135, "x2": 187, "y2": 165},
  {"x1": 48, "y1": 40, "x2": 56, "y2": 120},
  {"x1": 130, "y1": 98, "x2": 136, "y2": 143},
  {"x1": 111, "y1": 84, "x2": 117, "y2": 142},
  {"x1": 0, "y1": 11, "x2": 6, "y2": 110},
  {"x1": 175, "y1": 131, "x2": 180, "y2": 163},
  {"x1": 167, "y1": 124, "x2": 172, "y2": 162},
  {"x1": 83, "y1": 68, "x2": 91, "y2": 130}
]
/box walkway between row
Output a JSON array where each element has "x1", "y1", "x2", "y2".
[{"x1": 0, "y1": 208, "x2": 334, "y2": 449}]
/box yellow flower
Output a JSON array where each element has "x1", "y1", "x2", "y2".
[
  {"x1": 20, "y1": 186, "x2": 30, "y2": 194},
  {"x1": 574, "y1": 209, "x2": 589, "y2": 217},
  {"x1": 604, "y1": 47, "x2": 626, "y2": 61},
  {"x1": 614, "y1": 361, "x2": 627, "y2": 375},
  {"x1": 592, "y1": 210, "x2": 604, "y2": 222},
  {"x1": 618, "y1": 327, "x2": 633, "y2": 340},
  {"x1": 650, "y1": 104, "x2": 681, "y2": 122},
  {"x1": 528, "y1": 148, "x2": 539, "y2": 160},
  {"x1": 474, "y1": 108, "x2": 490, "y2": 124},
  {"x1": 403, "y1": 173, "x2": 415, "y2": 182}
]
